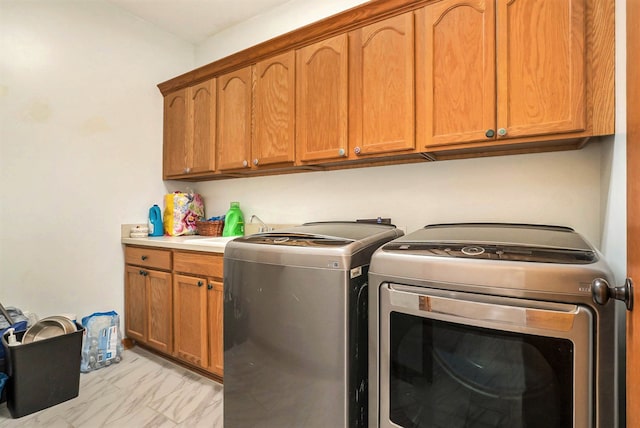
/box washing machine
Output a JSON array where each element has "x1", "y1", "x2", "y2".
[{"x1": 224, "y1": 221, "x2": 404, "y2": 428}]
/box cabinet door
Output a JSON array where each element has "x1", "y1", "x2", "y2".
[
  {"x1": 417, "y1": 0, "x2": 496, "y2": 148},
  {"x1": 218, "y1": 67, "x2": 252, "y2": 171},
  {"x1": 189, "y1": 79, "x2": 216, "y2": 174},
  {"x1": 173, "y1": 273, "x2": 208, "y2": 367},
  {"x1": 163, "y1": 88, "x2": 189, "y2": 177},
  {"x1": 125, "y1": 265, "x2": 147, "y2": 343},
  {"x1": 147, "y1": 270, "x2": 173, "y2": 354},
  {"x1": 296, "y1": 34, "x2": 349, "y2": 163},
  {"x1": 253, "y1": 51, "x2": 295, "y2": 167},
  {"x1": 350, "y1": 12, "x2": 415, "y2": 156},
  {"x1": 496, "y1": 0, "x2": 586, "y2": 138},
  {"x1": 207, "y1": 280, "x2": 224, "y2": 377}
]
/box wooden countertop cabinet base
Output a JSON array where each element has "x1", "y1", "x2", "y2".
[{"x1": 125, "y1": 246, "x2": 224, "y2": 379}]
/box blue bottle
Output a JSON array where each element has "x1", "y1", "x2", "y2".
[{"x1": 149, "y1": 205, "x2": 164, "y2": 236}]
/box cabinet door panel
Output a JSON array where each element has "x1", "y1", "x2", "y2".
[
  {"x1": 296, "y1": 34, "x2": 349, "y2": 163},
  {"x1": 208, "y1": 280, "x2": 224, "y2": 376},
  {"x1": 147, "y1": 270, "x2": 173, "y2": 354},
  {"x1": 351, "y1": 12, "x2": 415, "y2": 155},
  {"x1": 173, "y1": 274, "x2": 208, "y2": 367},
  {"x1": 190, "y1": 79, "x2": 216, "y2": 174},
  {"x1": 496, "y1": 0, "x2": 586, "y2": 138},
  {"x1": 253, "y1": 52, "x2": 295, "y2": 167},
  {"x1": 417, "y1": 0, "x2": 495, "y2": 147},
  {"x1": 125, "y1": 266, "x2": 147, "y2": 343},
  {"x1": 218, "y1": 67, "x2": 252, "y2": 171},
  {"x1": 163, "y1": 89, "x2": 189, "y2": 177}
]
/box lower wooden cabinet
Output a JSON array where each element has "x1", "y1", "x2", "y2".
[
  {"x1": 125, "y1": 249, "x2": 173, "y2": 355},
  {"x1": 207, "y1": 280, "x2": 224, "y2": 376},
  {"x1": 173, "y1": 251, "x2": 224, "y2": 377},
  {"x1": 173, "y1": 273, "x2": 209, "y2": 367},
  {"x1": 124, "y1": 245, "x2": 224, "y2": 378}
]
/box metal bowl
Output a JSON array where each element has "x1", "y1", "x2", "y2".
[{"x1": 22, "y1": 316, "x2": 77, "y2": 344}]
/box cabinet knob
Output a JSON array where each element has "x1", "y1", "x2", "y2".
[
  {"x1": 184, "y1": 167, "x2": 191, "y2": 173},
  {"x1": 139, "y1": 270, "x2": 148, "y2": 276},
  {"x1": 338, "y1": 148, "x2": 345, "y2": 157},
  {"x1": 485, "y1": 129, "x2": 495, "y2": 138},
  {"x1": 197, "y1": 281, "x2": 204, "y2": 287},
  {"x1": 354, "y1": 146, "x2": 361, "y2": 155},
  {"x1": 207, "y1": 283, "x2": 213, "y2": 290},
  {"x1": 242, "y1": 160, "x2": 249, "y2": 168},
  {"x1": 253, "y1": 158, "x2": 259, "y2": 166},
  {"x1": 141, "y1": 255, "x2": 148, "y2": 261},
  {"x1": 498, "y1": 128, "x2": 507, "y2": 137}
]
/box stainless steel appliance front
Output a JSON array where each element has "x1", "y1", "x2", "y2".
[
  {"x1": 369, "y1": 223, "x2": 622, "y2": 428},
  {"x1": 380, "y1": 284, "x2": 592, "y2": 427},
  {"x1": 224, "y1": 222, "x2": 403, "y2": 428}
]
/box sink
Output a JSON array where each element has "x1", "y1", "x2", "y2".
[{"x1": 185, "y1": 236, "x2": 238, "y2": 246}]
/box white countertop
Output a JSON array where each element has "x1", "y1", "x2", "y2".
[
  {"x1": 121, "y1": 234, "x2": 236, "y2": 253},
  {"x1": 120, "y1": 222, "x2": 298, "y2": 253}
]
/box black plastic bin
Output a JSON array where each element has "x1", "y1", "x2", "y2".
[{"x1": 1, "y1": 324, "x2": 84, "y2": 418}]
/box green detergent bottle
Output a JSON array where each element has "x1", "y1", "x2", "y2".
[{"x1": 222, "y1": 201, "x2": 245, "y2": 236}]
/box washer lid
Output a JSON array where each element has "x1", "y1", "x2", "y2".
[
  {"x1": 382, "y1": 223, "x2": 597, "y2": 264},
  {"x1": 235, "y1": 221, "x2": 400, "y2": 248}
]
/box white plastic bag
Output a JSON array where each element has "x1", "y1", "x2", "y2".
[{"x1": 80, "y1": 311, "x2": 123, "y2": 372}]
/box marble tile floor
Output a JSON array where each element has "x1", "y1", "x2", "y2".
[{"x1": 0, "y1": 346, "x2": 223, "y2": 427}]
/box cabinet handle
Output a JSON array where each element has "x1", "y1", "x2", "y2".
[
  {"x1": 242, "y1": 160, "x2": 249, "y2": 168},
  {"x1": 338, "y1": 148, "x2": 345, "y2": 157},
  {"x1": 197, "y1": 281, "x2": 204, "y2": 287},
  {"x1": 141, "y1": 255, "x2": 148, "y2": 261},
  {"x1": 207, "y1": 283, "x2": 213, "y2": 290},
  {"x1": 184, "y1": 167, "x2": 191, "y2": 173},
  {"x1": 485, "y1": 129, "x2": 495, "y2": 138},
  {"x1": 354, "y1": 146, "x2": 361, "y2": 155},
  {"x1": 497, "y1": 128, "x2": 507, "y2": 137},
  {"x1": 139, "y1": 270, "x2": 148, "y2": 276}
]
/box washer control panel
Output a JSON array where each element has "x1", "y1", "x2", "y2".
[{"x1": 381, "y1": 242, "x2": 596, "y2": 264}]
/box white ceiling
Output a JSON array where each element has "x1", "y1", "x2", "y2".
[{"x1": 107, "y1": 0, "x2": 293, "y2": 44}]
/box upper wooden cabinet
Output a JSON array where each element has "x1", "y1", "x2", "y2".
[
  {"x1": 163, "y1": 88, "x2": 188, "y2": 177},
  {"x1": 416, "y1": 0, "x2": 495, "y2": 147},
  {"x1": 190, "y1": 80, "x2": 217, "y2": 174},
  {"x1": 218, "y1": 56, "x2": 296, "y2": 172},
  {"x1": 496, "y1": 0, "x2": 585, "y2": 139},
  {"x1": 349, "y1": 12, "x2": 416, "y2": 158},
  {"x1": 163, "y1": 79, "x2": 216, "y2": 178},
  {"x1": 253, "y1": 51, "x2": 296, "y2": 168},
  {"x1": 417, "y1": 0, "x2": 588, "y2": 149},
  {"x1": 217, "y1": 67, "x2": 252, "y2": 171},
  {"x1": 296, "y1": 34, "x2": 349, "y2": 164},
  {"x1": 159, "y1": 0, "x2": 614, "y2": 177}
]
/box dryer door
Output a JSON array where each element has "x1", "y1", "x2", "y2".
[{"x1": 378, "y1": 283, "x2": 593, "y2": 428}]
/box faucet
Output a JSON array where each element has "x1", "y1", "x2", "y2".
[{"x1": 250, "y1": 214, "x2": 272, "y2": 233}]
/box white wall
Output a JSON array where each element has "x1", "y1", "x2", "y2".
[
  {"x1": 0, "y1": 1, "x2": 193, "y2": 319},
  {"x1": 600, "y1": 0, "x2": 627, "y2": 285},
  {"x1": 195, "y1": 0, "x2": 368, "y2": 66},
  {"x1": 192, "y1": 146, "x2": 605, "y2": 243}
]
